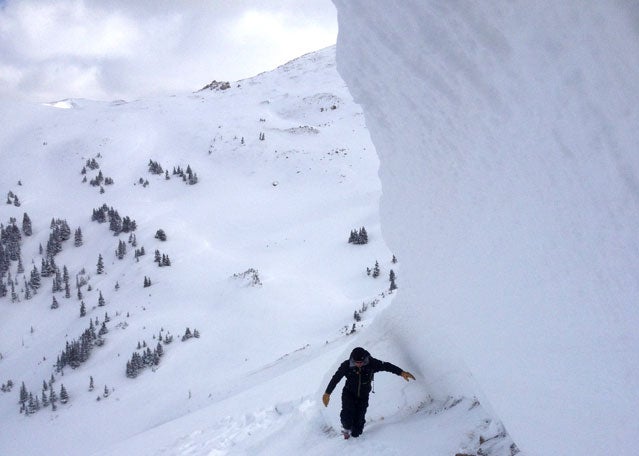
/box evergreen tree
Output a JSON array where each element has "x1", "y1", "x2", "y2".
[
  {"x1": 96, "y1": 254, "x2": 104, "y2": 274},
  {"x1": 80, "y1": 301, "x2": 86, "y2": 317},
  {"x1": 155, "y1": 229, "x2": 167, "y2": 241},
  {"x1": 89, "y1": 376, "x2": 94, "y2": 391},
  {"x1": 22, "y1": 213, "x2": 32, "y2": 236},
  {"x1": 162, "y1": 254, "x2": 171, "y2": 267},
  {"x1": 389, "y1": 269, "x2": 398, "y2": 291},
  {"x1": 348, "y1": 226, "x2": 369, "y2": 245},
  {"x1": 58, "y1": 219, "x2": 71, "y2": 241},
  {"x1": 27, "y1": 393, "x2": 36, "y2": 415},
  {"x1": 98, "y1": 291, "x2": 105, "y2": 307},
  {"x1": 358, "y1": 227, "x2": 368, "y2": 244},
  {"x1": 19, "y1": 382, "x2": 28, "y2": 406},
  {"x1": 51, "y1": 296, "x2": 59, "y2": 309},
  {"x1": 53, "y1": 270, "x2": 62, "y2": 293},
  {"x1": 49, "y1": 387, "x2": 57, "y2": 411},
  {"x1": 372, "y1": 261, "x2": 380, "y2": 278},
  {"x1": 74, "y1": 228, "x2": 83, "y2": 247},
  {"x1": 10, "y1": 281, "x2": 18, "y2": 303},
  {"x1": 59, "y1": 384, "x2": 69, "y2": 404},
  {"x1": 116, "y1": 240, "x2": 127, "y2": 259}
]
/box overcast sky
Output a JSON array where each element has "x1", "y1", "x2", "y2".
[{"x1": 0, "y1": 0, "x2": 337, "y2": 102}]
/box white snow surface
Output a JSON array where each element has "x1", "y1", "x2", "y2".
[
  {"x1": 0, "y1": 47, "x2": 514, "y2": 455},
  {"x1": 333, "y1": 1, "x2": 639, "y2": 455}
]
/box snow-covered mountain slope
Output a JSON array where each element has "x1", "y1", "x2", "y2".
[
  {"x1": 0, "y1": 47, "x2": 391, "y2": 455},
  {"x1": 333, "y1": 1, "x2": 639, "y2": 455}
]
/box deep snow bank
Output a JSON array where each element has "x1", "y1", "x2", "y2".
[{"x1": 333, "y1": 1, "x2": 639, "y2": 454}]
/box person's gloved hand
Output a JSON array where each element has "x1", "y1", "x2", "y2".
[
  {"x1": 401, "y1": 371, "x2": 416, "y2": 381},
  {"x1": 322, "y1": 393, "x2": 330, "y2": 407}
]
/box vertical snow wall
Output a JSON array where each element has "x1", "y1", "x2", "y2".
[{"x1": 332, "y1": 1, "x2": 639, "y2": 455}]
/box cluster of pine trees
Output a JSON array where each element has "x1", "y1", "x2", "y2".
[
  {"x1": 155, "y1": 229, "x2": 167, "y2": 241},
  {"x1": 82, "y1": 157, "x2": 100, "y2": 171},
  {"x1": 1, "y1": 379, "x2": 14, "y2": 392},
  {"x1": 154, "y1": 249, "x2": 171, "y2": 267},
  {"x1": 6, "y1": 191, "x2": 21, "y2": 206},
  {"x1": 55, "y1": 318, "x2": 107, "y2": 373},
  {"x1": 1, "y1": 165, "x2": 185, "y2": 412},
  {"x1": 173, "y1": 165, "x2": 198, "y2": 185},
  {"x1": 0, "y1": 218, "x2": 23, "y2": 290},
  {"x1": 45, "y1": 218, "x2": 72, "y2": 258},
  {"x1": 135, "y1": 247, "x2": 146, "y2": 261},
  {"x1": 147, "y1": 159, "x2": 199, "y2": 185},
  {"x1": 181, "y1": 327, "x2": 200, "y2": 341},
  {"x1": 86, "y1": 170, "x2": 114, "y2": 188},
  {"x1": 126, "y1": 331, "x2": 175, "y2": 378},
  {"x1": 366, "y1": 258, "x2": 398, "y2": 292},
  {"x1": 125, "y1": 328, "x2": 197, "y2": 379},
  {"x1": 116, "y1": 234, "x2": 143, "y2": 262},
  {"x1": 126, "y1": 343, "x2": 164, "y2": 378},
  {"x1": 81, "y1": 157, "x2": 114, "y2": 192},
  {"x1": 1, "y1": 214, "x2": 83, "y2": 303},
  {"x1": 91, "y1": 204, "x2": 137, "y2": 234},
  {"x1": 348, "y1": 227, "x2": 368, "y2": 244},
  {"x1": 116, "y1": 240, "x2": 127, "y2": 259},
  {"x1": 19, "y1": 376, "x2": 68, "y2": 415},
  {"x1": 148, "y1": 160, "x2": 164, "y2": 175}
]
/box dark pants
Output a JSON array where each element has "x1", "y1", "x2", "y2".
[{"x1": 340, "y1": 390, "x2": 369, "y2": 437}]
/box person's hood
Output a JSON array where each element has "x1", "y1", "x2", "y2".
[{"x1": 349, "y1": 347, "x2": 370, "y2": 366}]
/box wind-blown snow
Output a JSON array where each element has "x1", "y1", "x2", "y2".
[{"x1": 333, "y1": 1, "x2": 639, "y2": 455}]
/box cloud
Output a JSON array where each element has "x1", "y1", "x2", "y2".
[{"x1": 0, "y1": 0, "x2": 337, "y2": 101}]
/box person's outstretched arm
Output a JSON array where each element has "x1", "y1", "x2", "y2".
[{"x1": 371, "y1": 358, "x2": 416, "y2": 381}]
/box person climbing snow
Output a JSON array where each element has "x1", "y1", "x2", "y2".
[{"x1": 322, "y1": 347, "x2": 415, "y2": 439}]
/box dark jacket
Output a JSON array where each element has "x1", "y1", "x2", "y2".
[{"x1": 325, "y1": 351, "x2": 403, "y2": 399}]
